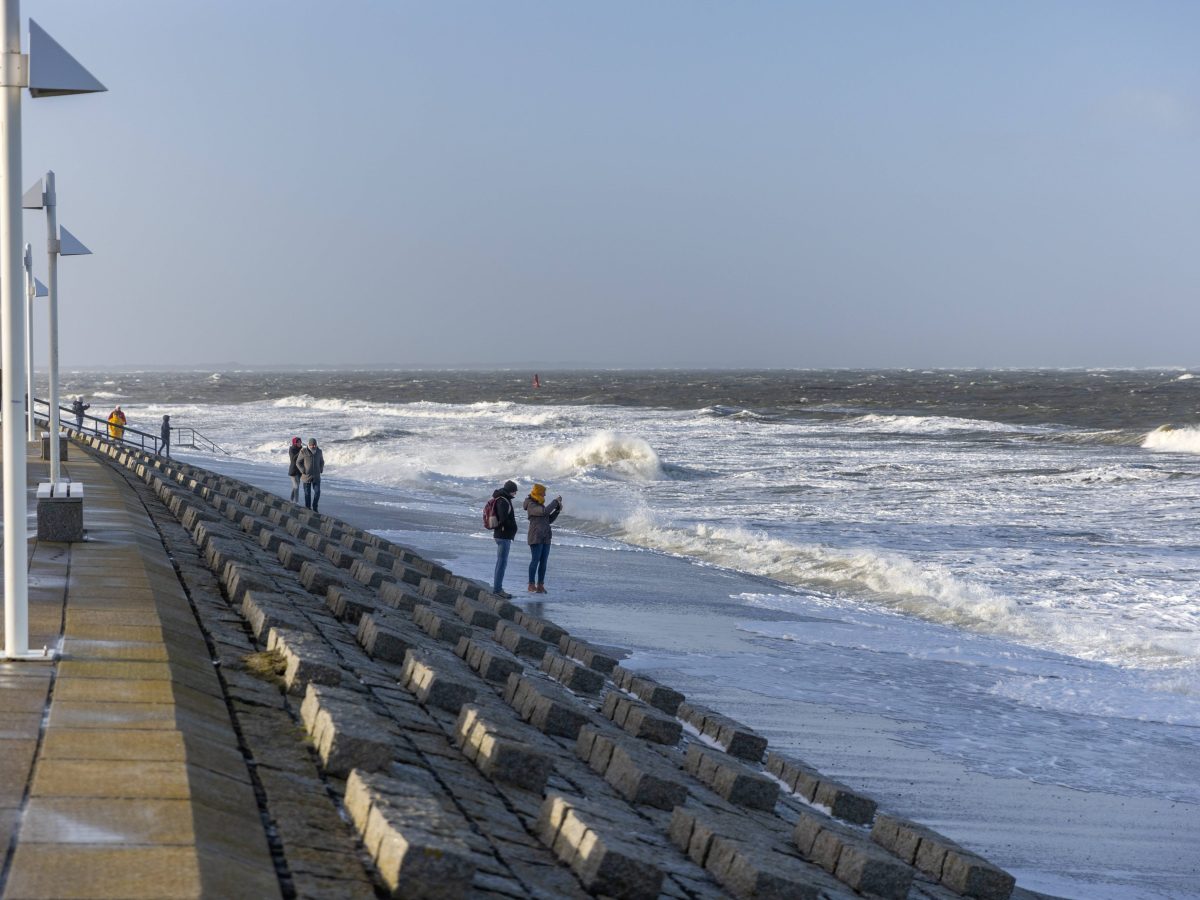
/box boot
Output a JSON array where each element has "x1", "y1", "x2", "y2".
[
  {"x1": 535, "y1": 584, "x2": 547, "y2": 594},
  {"x1": 527, "y1": 583, "x2": 537, "y2": 592}
]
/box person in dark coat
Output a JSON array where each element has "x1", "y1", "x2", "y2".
[
  {"x1": 490, "y1": 480, "x2": 519, "y2": 598},
  {"x1": 71, "y1": 397, "x2": 90, "y2": 431},
  {"x1": 297, "y1": 438, "x2": 325, "y2": 512},
  {"x1": 160, "y1": 414, "x2": 171, "y2": 457},
  {"x1": 287, "y1": 437, "x2": 303, "y2": 503},
  {"x1": 522, "y1": 483, "x2": 562, "y2": 593}
]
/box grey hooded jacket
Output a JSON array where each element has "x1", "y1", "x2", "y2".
[
  {"x1": 523, "y1": 496, "x2": 561, "y2": 545},
  {"x1": 297, "y1": 446, "x2": 324, "y2": 483}
]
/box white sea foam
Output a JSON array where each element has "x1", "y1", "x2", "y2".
[
  {"x1": 271, "y1": 395, "x2": 561, "y2": 426},
  {"x1": 845, "y1": 414, "x2": 1028, "y2": 434},
  {"x1": 609, "y1": 515, "x2": 1015, "y2": 627},
  {"x1": 527, "y1": 431, "x2": 664, "y2": 480},
  {"x1": 1176, "y1": 373, "x2": 1195, "y2": 381},
  {"x1": 1142, "y1": 425, "x2": 1200, "y2": 455},
  {"x1": 589, "y1": 515, "x2": 1200, "y2": 669},
  {"x1": 1029, "y1": 465, "x2": 1171, "y2": 485}
]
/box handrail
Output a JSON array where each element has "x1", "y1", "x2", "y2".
[
  {"x1": 32, "y1": 397, "x2": 163, "y2": 454},
  {"x1": 172, "y1": 426, "x2": 230, "y2": 455},
  {"x1": 29, "y1": 398, "x2": 230, "y2": 457}
]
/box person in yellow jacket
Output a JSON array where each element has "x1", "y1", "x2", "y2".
[{"x1": 107, "y1": 406, "x2": 126, "y2": 441}]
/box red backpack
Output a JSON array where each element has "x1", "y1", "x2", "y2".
[{"x1": 483, "y1": 496, "x2": 501, "y2": 530}]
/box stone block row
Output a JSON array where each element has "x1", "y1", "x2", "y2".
[
  {"x1": 557, "y1": 634, "x2": 620, "y2": 674},
  {"x1": 685, "y1": 745, "x2": 778, "y2": 811},
  {"x1": 576, "y1": 724, "x2": 689, "y2": 811},
  {"x1": 454, "y1": 704, "x2": 553, "y2": 793},
  {"x1": 345, "y1": 769, "x2": 477, "y2": 899},
  {"x1": 612, "y1": 665, "x2": 685, "y2": 715},
  {"x1": 766, "y1": 751, "x2": 878, "y2": 826},
  {"x1": 494, "y1": 619, "x2": 553, "y2": 659},
  {"x1": 792, "y1": 807, "x2": 914, "y2": 899},
  {"x1": 669, "y1": 803, "x2": 853, "y2": 900},
  {"x1": 535, "y1": 793, "x2": 664, "y2": 900},
  {"x1": 400, "y1": 648, "x2": 478, "y2": 714},
  {"x1": 299, "y1": 683, "x2": 395, "y2": 777},
  {"x1": 456, "y1": 636, "x2": 524, "y2": 685},
  {"x1": 871, "y1": 812, "x2": 1016, "y2": 900},
  {"x1": 540, "y1": 650, "x2": 604, "y2": 695},
  {"x1": 678, "y1": 700, "x2": 768, "y2": 763},
  {"x1": 504, "y1": 673, "x2": 590, "y2": 739},
  {"x1": 602, "y1": 689, "x2": 683, "y2": 745}
]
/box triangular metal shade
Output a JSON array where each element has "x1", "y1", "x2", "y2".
[
  {"x1": 59, "y1": 226, "x2": 91, "y2": 256},
  {"x1": 34, "y1": 278, "x2": 48, "y2": 298},
  {"x1": 22, "y1": 180, "x2": 44, "y2": 209},
  {"x1": 28, "y1": 20, "x2": 107, "y2": 98}
]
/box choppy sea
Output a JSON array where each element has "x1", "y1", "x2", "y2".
[{"x1": 59, "y1": 368, "x2": 1200, "y2": 898}]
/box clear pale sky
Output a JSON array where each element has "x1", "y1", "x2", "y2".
[{"x1": 20, "y1": 1, "x2": 1200, "y2": 369}]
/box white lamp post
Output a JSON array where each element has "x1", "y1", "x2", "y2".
[
  {"x1": 1, "y1": 6, "x2": 105, "y2": 660},
  {"x1": 23, "y1": 172, "x2": 91, "y2": 485},
  {"x1": 21, "y1": 240, "x2": 45, "y2": 441}
]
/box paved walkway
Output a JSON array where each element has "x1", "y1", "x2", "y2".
[{"x1": 0, "y1": 440, "x2": 279, "y2": 899}]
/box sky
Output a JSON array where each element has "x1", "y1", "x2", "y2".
[{"x1": 18, "y1": 1, "x2": 1200, "y2": 369}]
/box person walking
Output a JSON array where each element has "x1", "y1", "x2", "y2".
[
  {"x1": 107, "y1": 406, "x2": 126, "y2": 441},
  {"x1": 287, "y1": 436, "x2": 303, "y2": 503},
  {"x1": 523, "y1": 483, "x2": 562, "y2": 594},
  {"x1": 488, "y1": 480, "x2": 519, "y2": 598},
  {"x1": 71, "y1": 397, "x2": 90, "y2": 431},
  {"x1": 160, "y1": 414, "x2": 171, "y2": 457},
  {"x1": 297, "y1": 437, "x2": 325, "y2": 512}
]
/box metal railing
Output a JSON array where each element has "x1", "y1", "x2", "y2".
[
  {"x1": 171, "y1": 427, "x2": 229, "y2": 455},
  {"x1": 29, "y1": 397, "x2": 228, "y2": 455}
]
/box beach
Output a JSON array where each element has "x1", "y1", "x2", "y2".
[{"x1": 61, "y1": 367, "x2": 1199, "y2": 899}]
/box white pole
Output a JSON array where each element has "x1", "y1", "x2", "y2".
[
  {"x1": 44, "y1": 170, "x2": 59, "y2": 483},
  {"x1": 1, "y1": 0, "x2": 30, "y2": 658},
  {"x1": 24, "y1": 243, "x2": 33, "y2": 441}
]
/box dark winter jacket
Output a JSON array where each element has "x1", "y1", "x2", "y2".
[
  {"x1": 491, "y1": 490, "x2": 518, "y2": 541},
  {"x1": 297, "y1": 446, "x2": 324, "y2": 483},
  {"x1": 288, "y1": 444, "x2": 302, "y2": 476},
  {"x1": 71, "y1": 399, "x2": 89, "y2": 419},
  {"x1": 161, "y1": 418, "x2": 171, "y2": 443},
  {"x1": 523, "y1": 496, "x2": 561, "y2": 545}
]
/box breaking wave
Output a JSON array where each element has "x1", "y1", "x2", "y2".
[
  {"x1": 595, "y1": 515, "x2": 1196, "y2": 667},
  {"x1": 527, "y1": 432, "x2": 666, "y2": 481},
  {"x1": 1142, "y1": 425, "x2": 1200, "y2": 455},
  {"x1": 613, "y1": 516, "x2": 1016, "y2": 629}
]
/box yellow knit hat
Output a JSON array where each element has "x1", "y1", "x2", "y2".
[{"x1": 530, "y1": 483, "x2": 546, "y2": 502}]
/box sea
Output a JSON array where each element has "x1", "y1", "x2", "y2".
[{"x1": 58, "y1": 368, "x2": 1200, "y2": 899}]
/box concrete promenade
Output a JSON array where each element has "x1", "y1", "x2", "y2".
[
  {"x1": 0, "y1": 439, "x2": 280, "y2": 898},
  {"x1": 0, "y1": 432, "x2": 1055, "y2": 899}
]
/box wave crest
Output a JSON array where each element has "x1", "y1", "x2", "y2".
[
  {"x1": 610, "y1": 516, "x2": 1015, "y2": 629},
  {"x1": 1142, "y1": 425, "x2": 1200, "y2": 455},
  {"x1": 528, "y1": 432, "x2": 665, "y2": 480}
]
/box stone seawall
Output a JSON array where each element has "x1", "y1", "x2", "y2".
[{"x1": 77, "y1": 431, "x2": 1040, "y2": 900}]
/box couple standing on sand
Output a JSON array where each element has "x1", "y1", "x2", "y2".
[
  {"x1": 489, "y1": 480, "x2": 563, "y2": 599},
  {"x1": 287, "y1": 437, "x2": 325, "y2": 512}
]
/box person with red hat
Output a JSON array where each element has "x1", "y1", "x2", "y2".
[{"x1": 287, "y1": 436, "x2": 303, "y2": 503}]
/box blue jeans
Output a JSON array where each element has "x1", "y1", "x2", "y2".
[
  {"x1": 493, "y1": 539, "x2": 512, "y2": 592},
  {"x1": 303, "y1": 481, "x2": 321, "y2": 511},
  {"x1": 528, "y1": 543, "x2": 551, "y2": 585}
]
